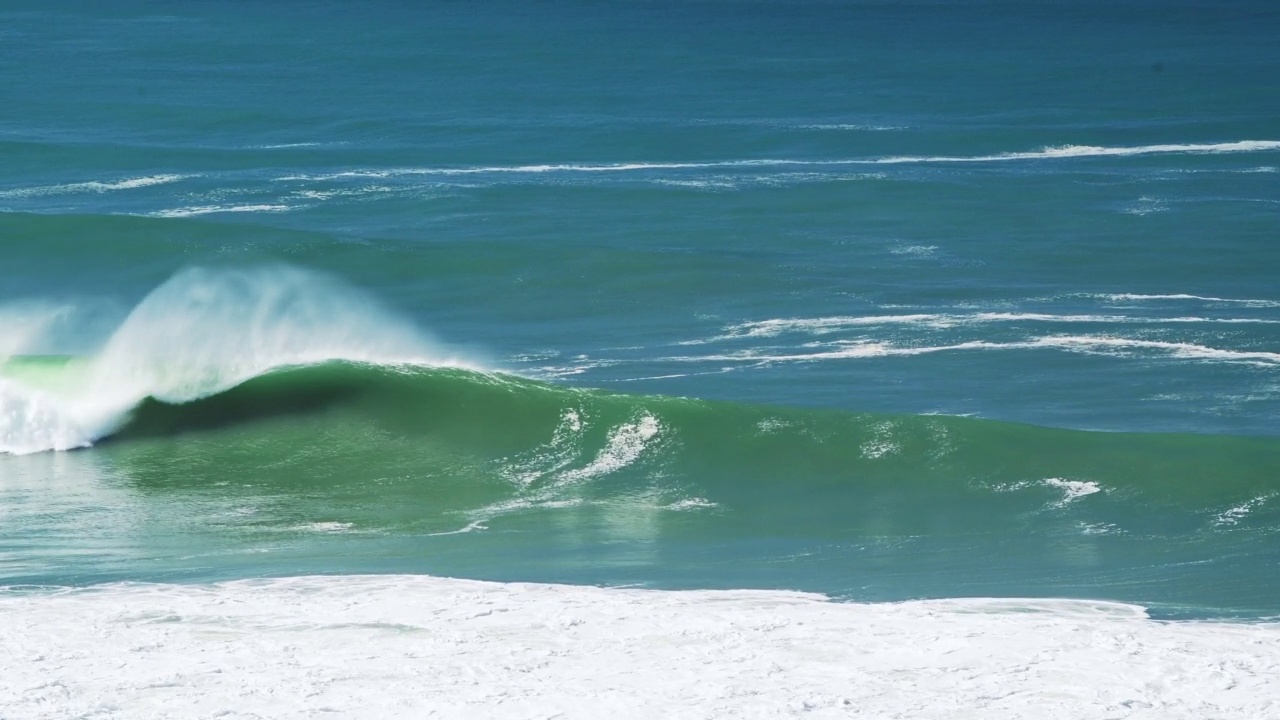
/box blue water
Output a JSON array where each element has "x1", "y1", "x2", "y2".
[{"x1": 2, "y1": 0, "x2": 1279, "y2": 618}]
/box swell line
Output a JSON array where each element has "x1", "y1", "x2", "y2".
[
  {"x1": 275, "y1": 141, "x2": 1280, "y2": 181},
  {"x1": 696, "y1": 313, "x2": 1280, "y2": 342},
  {"x1": 0, "y1": 175, "x2": 188, "y2": 198},
  {"x1": 663, "y1": 336, "x2": 1280, "y2": 366}
]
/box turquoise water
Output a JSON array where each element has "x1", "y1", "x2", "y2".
[{"x1": 2, "y1": 1, "x2": 1279, "y2": 619}]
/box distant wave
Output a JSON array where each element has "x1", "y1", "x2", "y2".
[
  {"x1": 694, "y1": 312, "x2": 1280, "y2": 342},
  {"x1": 4, "y1": 142, "x2": 1274, "y2": 204},
  {"x1": 1089, "y1": 293, "x2": 1280, "y2": 308},
  {"x1": 876, "y1": 140, "x2": 1280, "y2": 164},
  {"x1": 149, "y1": 203, "x2": 295, "y2": 218},
  {"x1": 0, "y1": 174, "x2": 187, "y2": 198},
  {"x1": 277, "y1": 140, "x2": 1280, "y2": 181},
  {"x1": 666, "y1": 335, "x2": 1280, "y2": 366}
]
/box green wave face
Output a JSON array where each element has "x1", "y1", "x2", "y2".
[{"x1": 8, "y1": 361, "x2": 1274, "y2": 617}]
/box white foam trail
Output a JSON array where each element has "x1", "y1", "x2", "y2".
[
  {"x1": 791, "y1": 123, "x2": 908, "y2": 131},
  {"x1": 0, "y1": 174, "x2": 186, "y2": 198},
  {"x1": 475, "y1": 414, "x2": 664, "y2": 524},
  {"x1": 558, "y1": 415, "x2": 661, "y2": 483},
  {"x1": 1043, "y1": 478, "x2": 1103, "y2": 506},
  {"x1": 1029, "y1": 336, "x2": 1280, "y2": 365},
  {"x1": 252, "y1": 142, "x2": 331, "y2": 149},
  {"x1": 1093, "y1": 293, "x2": 1280, "y2": 308},
  {"x1": 500, "y1": 408, "x2": 586, "y2": 487},
  {"x1": 664, "y1": 497, "x2": 718, "y2": 511},
  {"x1": 277, "y1": 140, "x2": 1280, "y2": 181},
  {"x1": 0, "y1": 266, "x2": 477, "y2": 455},
  {"x1": 2, "y1": 575, "x2": 1277, "y2": 719},
  {"x1": 150, "y1": 203, "x2": 293, "y2": 218},
  {"x1": 1215, "y1": 494, "x2": 1276, "y2": 527},
  {"x1": 873, "y1": 140, "x2": 1280, "y2": 164},
  {"x1": 694, "y1": 313, "x2": 1280, "y2": 342},
  {"x1": 666, "y1": 336, "x2": 1280, "y2": 366},
  {"x1": 890, "y1": 244, "x2": 939, "y2": 256}
]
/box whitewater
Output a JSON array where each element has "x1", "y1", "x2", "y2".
[{"x1": 4, "y1": 576, "x2": 1279, "y2": 720}]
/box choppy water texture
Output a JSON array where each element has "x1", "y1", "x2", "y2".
[{"x1": 2, "y1": 0, "x2": 1279, "y2": 624}]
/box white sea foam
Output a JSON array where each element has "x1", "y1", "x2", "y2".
[
  {"x1": 666, "y1": 335, "x2": 1280, "y2": 367},
  {"x1": 1089, "y1": 293, "x2": 1280, "y2": 308},
  {"x1": 149, "y1": 203, "x2": 294, "y2": 218},
  {"x1": 704, "y1": 312, "x2": 1280, "y2": 342},
  {"x1": 0, "y1": 266, "x2": 477, "y2": 455},
  {"x1": 475, "y1": 413, "x2": 664, "y2": 525},
  {"x1": 879, "y1": 140, "x2": 1280, "y2": 164},
  {"x1": 890, "y1": 244, "x2": 939, "y2": 256},
  {"x1": 253, "y1": 142, "x2": 331, "y2": 149},
  {"x1": 791, "y1": 123, "x2": 908, "y2": 131},
  {"x1": 1029, "y1": 336, "x2": 1280, "y2": 365},
  {"x1": 1, "y1": 575, "x2": 1277, "y2": 719},
  {"x1": 500, "y1": 408, "x2": 586, "y2": 486},
  {"x1": 0, "y1": 378, "x2": 92, "y2": 455},
  {"x1": 276, "y1": 140, "x2": 1280, "y2": 181},
  {"x1": 0, "y1": 174, "x2": 186, "y2": 198},
  {"x1": 860, "y1": 421, "x2": 900, "y2": 459},
  {"x1": 558, "y1": 415, "x2": 661, "y2": 483},
  {"x1": 1215, "y1": 494, "x2": 1276, "y2": 527},
  {"x1": 1044, "y1": 478, "x2": 1103, "y2": 506},
  {"x1": 1122, "y1": 196, "x2": 1169, "y2": 216},
  {"x1": 291, "y1": 521, "x2": 358, "y2": 534},
  {"x1": 664, "y1": 497, "x2": 719, "y2": 511}
]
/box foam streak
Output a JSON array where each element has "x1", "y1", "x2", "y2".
[{"x1": 278, "y1": 141, "x2": 1280, "y2": 181}]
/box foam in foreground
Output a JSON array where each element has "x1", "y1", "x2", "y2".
[{"x1": 3, "y1": 575, "x2": 1278, "y2": 719}]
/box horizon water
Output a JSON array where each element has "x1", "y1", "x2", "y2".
[{"x1": 3, "y1": 1, "x2": 1280, "y2": 717}]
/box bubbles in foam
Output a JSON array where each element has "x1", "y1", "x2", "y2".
[
  {"x1": 1215, "y1": 494, "x2": 1276, "y2": 527},
  {"x1": 0, "y1": 379, "x2": 94, "y2": 454},
  {"x1": 1043, "y1": 478, "x2": 1103, "y2": 506},
  {"x1": 558, "y1": 414, "x2": 662, "y2": 483},
  {"x1": 475, "y1": 413, "x2": 666, "y2": 525}
]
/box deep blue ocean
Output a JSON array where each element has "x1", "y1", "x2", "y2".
[{"x1": 2, "y1": 0, "x2": 1279, "y2": 620}]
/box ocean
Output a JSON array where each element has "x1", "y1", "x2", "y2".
[{"x1": 2, "y1": 1, "x2": 1279, "y2": 717}]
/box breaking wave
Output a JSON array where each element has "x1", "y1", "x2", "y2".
[{"x1": 0, "y1": 265, "x2": 474, "y2": 454}]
